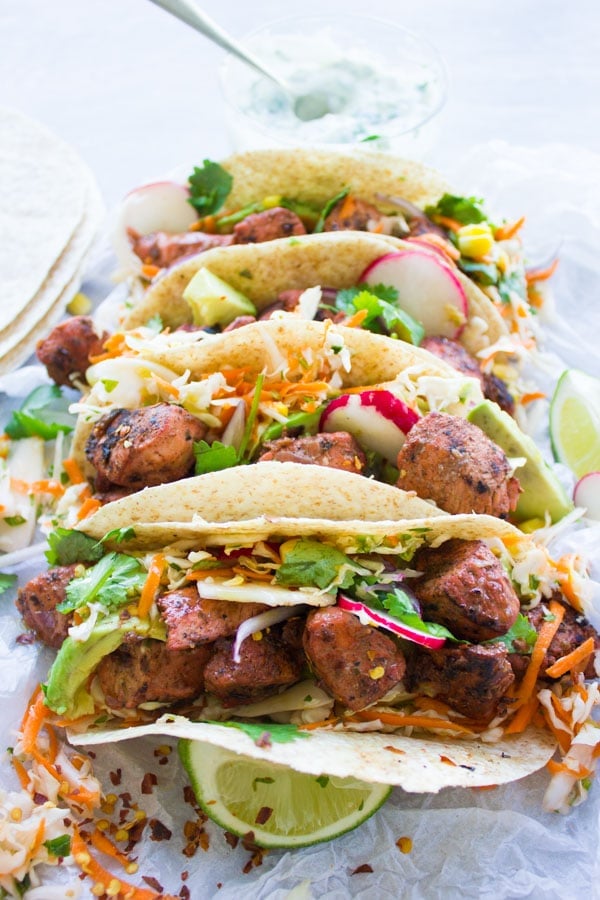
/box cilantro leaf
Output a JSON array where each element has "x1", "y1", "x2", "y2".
[
  {"x1": 313, "y1": 188, "x2": 350, "y2": 233},
  {"x1": 364, "y1": 588, "x2": 457, "y2": 640},
  {"x1": 44, "y1": 834, "x2": 71, "y2": 857},
  {"x1": 4, "y1": 385, "x2": 75, "y2": 440},
  {"x1": 335, "y1": 285, "x2": 424, "y2": 345},
  {"x1": 187, "y1": 160, "x2": 233, "y2": 216},
  {"x1": 0, "y1": 573, "x2": 17, "y2": 595},
  {"x1": 45, "y1": 528, "x2": 105, "y2": 566},
  {"x1": 57, "y1": 552, "x2": 147, "y2": 614},
  {"x1": 488, "y1": 613, "x2": 537, "y2": 653},
  {"x1": 194, "y1": 440, "x2": 238, "y2": 475},
  {"x1": 425, "y1": 193, "x2": 488, "y2": 226},
  {"x1": 260, "y1": 405, "x2": 326, "y2": 444},
  {"x1": 3, "y1": 515, "x2": 26, "y2": 527},
  {"x1": 100, "y1": 526, "x2": 136, "y2": 545},
  {"x1": 276, "y1": 540, "x2": 356, "y2": 590}
]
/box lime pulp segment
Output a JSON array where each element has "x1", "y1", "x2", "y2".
[{"x1": 550, "y1": 369, "x2": 600, "y2": 478}]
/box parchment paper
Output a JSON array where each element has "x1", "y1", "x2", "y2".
[{"x1": 1, "y1": 142, "x2": 600, "y2": 899}]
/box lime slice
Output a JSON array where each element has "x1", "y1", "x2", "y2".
[
  {"x1": 179, "y1": 739, "x2": 391, "y2": 848},
  {"x1": 550, "y1": 369, "x2": 600, "y2": 478}
]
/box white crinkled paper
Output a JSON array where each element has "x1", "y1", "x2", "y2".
[{"x1": 1, "y1": 142, "x2": 600, "y2": 898}]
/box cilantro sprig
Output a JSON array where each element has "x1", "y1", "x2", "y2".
[
  {"x1": 276, "y1": 540, "x2": 357, "y2": 590},
  {"x1": 57, "y1": 552, "x2": 147, "y2": 614},
  {"x1": 4, "y1": 385, "x2": 75, "y2": 441},
  {"x1": 335, "y1": 284, "x2": 424, "y2": 345},
  {"x1": 425, "y1": 193, "x2": 488, "y2": 226},
  {"x1": 187, "y1": 160, "x2": 233, "y2": 216}
]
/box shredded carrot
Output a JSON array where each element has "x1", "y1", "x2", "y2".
[
  {"x1": 371, "y1": 220, "x2": 385, "y2": 234},
  {"x1": 31, "y1": 819, "x2": 46, "y2": 855},
  {"x1": 141, "y1": 264, "x2": 160, "y2": 279},
  {"x1": 89, "y1": 332, "x2": 128, "y2": 364},
  {"x1": 77, "y1": 497, "x2": 101, "y2": 521},
  {"x1": 413, "y1": 232, "x2": 461, "y2": 261},
  {"x1": 29, "y1": 479, "x2": 65, "y2": 498},
  {"x1": 432, "y1": 214, "x2": 463, "y2": 233},
  {"x1": 344, "y1": 308, "x2": 370, "y2": 329},
  {"x1": 547, "y1": 758, "x2": 592, "y2": 778},
  {"x1": 298, "y1": 716, "x2": 343, "y2": 731},
  {"x1": 354, "y1": 709, "x2": 476, "y2": 734},
  {"x1": 153, "y1": 375, "x2": 179, "y2": 398},
  {"x1": 71, "y1": 828, "x2": 163, "y2": 899},
  {"x1": 10, "y1": 478, "x2": 31, "y2": 494},
  {"x1": 184, "y1": 568, "x2": 235, "y2": 581},
  {"x1": 555, "y1": 555, "x2": 584, "y2": 611},
  {"x1": 232, "y1": 566, "x2": 273, "y2": 582},
  {"x1": 526, "y1": 258, "x2": 559, "y2": 284},
  {"x1": 545, "y1": 637, "x2": 595, "y2": 679},
  {"x1": 45, "y1": 723, "x2": 58, "y2": 763},
  {"x1": 521, "y1": 391, "x2": 546, "y2": 405},
  {"x1": 495, "y1": 216, "x2": 526, "y2": 241},
  {"x1": 540, "y1": 709, "x2": 572, "y2": 754},
  {"x1": 516, "y1": 599, "x2": 565, "y2": 704},
  {"x1": 137, "y1": 554, "x2": 165, "y2": 618},
  {"x1": 337, "y1": 193, "x2": 358, "y2": 221},
  {"x1": 505, "y1": 694, "x2": 539, "y2": 734},
  {"x1": 11, "y1": 756, "x2": 30, "y2": 790},
  {"x1": 91, "y1": 828, "x2": 136, "y2": 872},
  {"x1": 413, "y1": 697, "x2": 454, "y2": 716},
  {"x1": 62, "y1": 458, "x2": 86, "y2": 484},
  {"x1": 21, "y1": 690, "x2": 48, "y2": 754}
]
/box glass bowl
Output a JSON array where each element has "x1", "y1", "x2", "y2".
[{"x1": 218, "y1": 13, "x2": 447, "y2": 157}]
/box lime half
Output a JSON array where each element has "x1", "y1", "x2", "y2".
[
  {"x1": 550, "y1": 369, "x2": 600, "y2": 478},
  {"x1": 179, "y1": 740, "x2": 391, "y2": 848}
]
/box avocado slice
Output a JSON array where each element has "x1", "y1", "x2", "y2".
[
  {"x1": 44, "y1": 614, "x2": 165, "y2": 719},
  {"x1": 183, "y1": 269, "x2": 256, "y2": 328},
  {"x1": 467, "y1": 400, "x2": 573, "y2": 524}
]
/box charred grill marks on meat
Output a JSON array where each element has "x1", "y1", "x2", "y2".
[{"x1": 36, "y1": 315, "x2": 109, "y2": 387}]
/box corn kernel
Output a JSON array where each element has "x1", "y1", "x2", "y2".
[
  {"x1": 396, "y1": 836, "x2": 413, "y2": 854},
  {"x1": 92, "y1": 883, "x2": 106, "y2": 897},
  {"x1": 10, "y1": 808, "x2": 22, "y2": 822},
  {"x1": 252, "y1": 630, "x2": 263, "y2": 642},
  {"x1": 114, "y1": 829, "x2": 129, "y2": 842},
  {"x1": 369, "y1": 666, "x2": 385, "y2": 680},
  {"x1": 96, "y1": 819, "x2": 110, "y2": 831},
  {"x1": 67, "y1": 292, "x2": 92, "y2": 315},
  {"x1": 457, "y1": 223, "x2": 494, "y2": 259},
  {"x1": 106, "y1": 879, "x2": 122, "y2": 897},
  {"x1": 157, "y1": 744, "x2": 172, "y2": 756},
  {"x1": 262, "y1": 195, "x2": 283, "y2": 209},
  {"x1": 126, "y1": 862, "x2": 139, "y2": 875}
]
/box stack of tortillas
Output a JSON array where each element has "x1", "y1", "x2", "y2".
[{"x1": 0, "y1": 108, "x2": 104, "y2": 375}]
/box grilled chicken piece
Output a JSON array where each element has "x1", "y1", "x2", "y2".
[
  {"x1": 16, "y1": 565, "x2": 78, "y2": 648},
  {"x1": 232, "y1": 207, "x2": 306, "y2": 243},
  {"x1": 128, "y1": 228, "x2": 233, "y2": 268},
  {"x1": 259, "y1": 433, "x2": 367, "y2": 474},
  {"x1": 157, "y1": 586, "x2": 268, "y2": 651},
  {"x1": 36, "y1": 316, "x2": 109, "y2": 386}
]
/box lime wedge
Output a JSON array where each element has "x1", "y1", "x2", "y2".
[
  {"x1": 550, "y1": 369, "x2": 600, "y2": 478},
  {"x1": 179, "y1": 739, "x2": 391, "y2": 848}
]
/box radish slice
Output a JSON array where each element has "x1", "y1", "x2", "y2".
[
  {"x1": 232, "y1": 604, "x2": 309, "y2": 663},
  {"x1": 320, "y1": 390, "x2": 419, "y2": 463},
  {"x1": 360, "y1": 250, "x2": 468, "y2": 339},
  {"x1": 196, "y1": 580, "x2": 335, "y2": 607},
  {"x1": 573, "y1": 472, "x2": 600, "y2": 520},
  {"x1": 112, "y1": 181, "x2": 198, "y2": 269},
  {"x1": 338, "y1": 595, "x2": 447, "y2": 650}
]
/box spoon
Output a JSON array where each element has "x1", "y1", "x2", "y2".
[{"x1": 147, "y1": 0, "x2": 332, "y2": 121}]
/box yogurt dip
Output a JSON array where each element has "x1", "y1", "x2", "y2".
[{"x1": 219, "y1": 18, "x2": 447, "y2": 155}]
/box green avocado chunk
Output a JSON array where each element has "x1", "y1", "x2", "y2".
[
  {"x1": 467, "y1": 400, "x2": 573, "y2": 524},
  {"x1": 44, "y1": 614, "x2": 165, "y2": 719},
  {"x1": 183, "y1": 269, "x2": 257, "y2": 327}
]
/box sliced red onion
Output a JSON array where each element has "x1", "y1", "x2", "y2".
[
  {"x1": 374, "y1": 193, "x2": 429, "y2": 222},
  {"x1": 232, "y1": 605, "x2": 309, "y2": 663},
  {"x1": 221, "y1": 401, "x2": 246, "y2": 451},
  {"x1": 338, "y1": 595, "x2": 446, "y2": 650}
]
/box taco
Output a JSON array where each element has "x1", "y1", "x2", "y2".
[
  {"x1": 14, "y1": 464, "x2": 599, "y2": 808},
  {"x1": 114, "y1": 148, "x2": 538, "y2": 346}
]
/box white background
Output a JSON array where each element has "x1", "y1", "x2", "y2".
[{"x1": 1, "y1": 0, "x2": 599, "y2": 207}]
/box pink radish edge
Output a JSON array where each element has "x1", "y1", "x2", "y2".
[
  {"x1": 573, "y1": 472, "x2": 600, "y2": 520},
  {"x1": 320, "y1": 389, "x2": 419, "y2": 464},
  {"x1": 338, "y1": 594, "x2": 446, "y2": 649}
]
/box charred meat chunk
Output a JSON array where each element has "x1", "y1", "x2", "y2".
[
  {"x1": 97, "y1": 636, "x2": 211, "y2": 709},
  {"x1": 232, "y1": 207, "x2": 306, "y2": 243},
  {"x1": 222, "y1": 315, "x2": 257, "y2": 332},
  {"x1": 303, "y1": 607, "x2": 406, "y2": 711},
  {"x1": 259, "y1": 433, "x2": 367, "y2": 474},
  {"x1": 420, "y1": 336, "x2": 514, "y2": 416},
  {"x1": 396, "y1": 412, "x2": 520, "y2": 517},
  {"x1": 509, "y1": 598, "x2": 600, "y2": 681},
  {"x1": 157, "y1": 586, "x2": 268, "y2": 651},
  {"x1": 36, "y1": 316, "x2": 109, "y2": 386},
  {"x1": 408, "y1": 643, "x2": 515, "y2": 721},
  {"x1": 128, "y1": 228, "x2": 233, "y2": 268},
  {"x1": 411, "y1": 539, "x2": 520, "y2": 643},
  {"x1": 16, "y1": 565, "x2": 79, "y2": 648},
  {"x1": 258, "y1": 287, "x2": 341, "y2": 322},
  {"x1": 86, "y1": 403, "x2": 206, "y2": 490},
  {"x1": 322, "y1": 196, "x2": 384, "y2": 232},
  {"x1": 203, "y1": 625, "x2": 304, "y2": 707}
]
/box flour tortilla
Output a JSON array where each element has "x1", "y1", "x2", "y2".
[{"x1": 124, "y1": 231, "x2": 506, "y2": 356}]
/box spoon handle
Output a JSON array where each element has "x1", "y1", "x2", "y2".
[{"x1": 147, "y1": 0, "x2": 289, "y2": 92}]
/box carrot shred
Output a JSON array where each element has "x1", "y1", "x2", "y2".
[
  {"x1": 62, "y1": 457, "x2": 86, "y2": 484},
  {"x1": 545, "y1": 637, "x2": 595, "y2": 679},
  {"x1": 21, "y1": 690, "x2": 48, "y2": 754},
  {"x1": 354, "y1": 709, "x2": 476, "y2": 734},
  {"x1": 152, "y1": 375, "x2": 179, "y2": 398},
  {"x1": 546, "y1": 758, "x2": 593, "y2": 778},
  {"x1": 232, "y1": 566, "x2": 273, "y2": 582},
  {"x1": 137, "y1": 554, "x2": 165, "y2": 618},
  {"x1": 540, "y1": 709, "x2": 572, "y2": 754},
  {"x1": 77, "y1": 497, "x2": 101, "y2": 521},
  {"x1": 520, "y1": 391, "x2": 546, "y2": 405},
  {"x1": 526, "y1": 258, "x2": 559, "y2": 284},
  {"x1": 298, "y1": 716, "x2": 342, "y2": 731},
  {"x1": 11, "y1": 756, "x2": 30, "y2": 790},
  {"x1": 344, "y1": 308, "x2": 370, "y2": 329},
  {"x1": 71, "y1": 828, "x2": 163, "y2": 899},
  {"x1": 505, "y1": 694, "x2": 538, "y2": 734},
  {"x1": 515, "y1": 599, "x2": 565, "y2": 705},
  {"x1": 184, "y1": 568, "x2": 235, "y2": 581},
  {"x1": 413, "y1": 232, "x2": 461, "y2": 261},
  {"x1": 29, "y1": 479, "x2": 65, "y2": 498},
  {"x1": 337, "y1": 193, "x2": 357, "y2": 221},
  {"x1": 141, "y1": 264, "x2": 160, "y2": 279},
  {"x1": 495, "y1": 216, "x2": 526, "y2": 241},
  {"x1": 90, "y1": 828, "x2": 135, "y2": 870},
  {"x1": 432, "y1": 214, "x2": 463, "y2": 233}
]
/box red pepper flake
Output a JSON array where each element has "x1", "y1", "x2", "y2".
[
  {"x1": 384, "y1": 745, "x2": 405, "y2": 755},
  {"x1": 179, "y1": 887, "x2": 190, "y2": 900},
  {"x1": 181, "y1": 871, "x2": 189, "y2": 882},
  {"x1": 242, "y1": 849, "x2": 266, "y2": 875},
  {"x1": 142, "y1": 876, "x2": 164, "y2": 892},
  {"x1": 109, "y1": 768, "x2": 122, "y2": 786},
  {"x1": 396, "y1": 836, "x2": 412, "y2": 854},
  {"x1": 224, "y1": 832, "x2": 239, "y2": 849},
  {"x1": 255, "y1": 806, "x2": 273, "y2": 825},
  {"x1": 241, "y1": 831, "x2": 259, "y2": 852},
  {"x1": 149, "y1": 818, "x2": 172, "y2": 842},
  {"x1": 439, "y1": 755, "x2": 457, "y2": 766},
  {"x1": 159, "y1": 757, "x2": 169, "y2": 766},
  {"x1": 216, "y1": 884, "x2": 222, "y2": 890},
  {"x1": 255, "y1": 732, "x2": 272, "y2": 748},
  {"x1": 351, "y1": 864, "x2": 374, "y2": 875},
  {"x1": 87, "y1": 751, "x2": 96, "y2": 759},
  {"x1": 141, "y1": 772, "x2": 158, "y2": 794},
  {"x1": 33, "y1": 792, "x2": 48, "y2": 805}
]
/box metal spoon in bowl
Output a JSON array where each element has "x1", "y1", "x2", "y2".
[{"x1": 147, "y1": 0, "x2": 332, "y2": 121}]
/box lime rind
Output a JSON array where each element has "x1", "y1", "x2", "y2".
[
  {"x1": 550, "y1": 368, "x2": 600, "y2": 478},
  {"x1": 179, "y1": 739, "x2": 391, "y2": 848}
]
